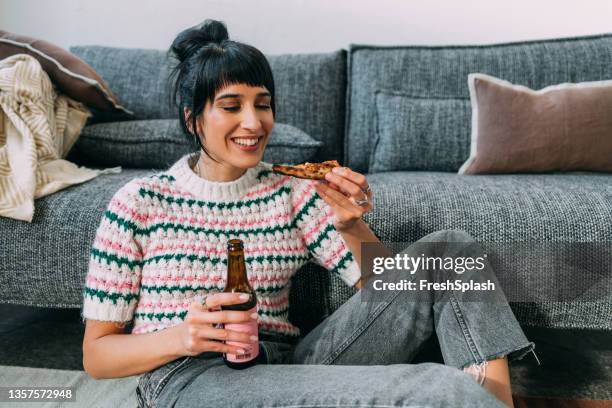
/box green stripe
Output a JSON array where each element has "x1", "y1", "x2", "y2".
[
  {"x1": 290, "y1": 194, "x2": 320, "y2": 229},
  {"x1": 143, "y1": 253, "x2": 309, "y2": 266},
  {"x1": 256, "y1": 169, "x2": 273, "y2": 180},
  {"x1": 133, "y1": 306, "x2": 287, "y2": 322},
  {"x1": 140, "y1": 284, "x2": 284, "y2": 295},
  {"x1": 91, "y1": 248, "x2": 142, "y2": 269},
  {"x1": 330, "y1": 251, "x2": 355, "y2": 276},
  {"x1": 137, "y1": 185, "x2": 290, "y2": 211},
  {"x1": 92, "y1": 248, "x2": 309, "y2": 269},
  {"x1": 136, "y1": 219, "x2": 293, "y2": 238},
  {"x1": 103, "y1": 210, "x2": 139, "y2": 234},
  {"x1": 305, "y1": 223, "x2": 336, "y2": 253},
  {"x1": 84, "y1": 287, "x2": 139, "y2": 304},
  {"x1": 155, "y1": 174, "x2": 175, "y2": 182}
]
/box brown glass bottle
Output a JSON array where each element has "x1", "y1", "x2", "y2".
[{"x1": 221, "y1": 238, "x2": 259, "y2": 369}]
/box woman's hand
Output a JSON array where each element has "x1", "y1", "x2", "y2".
[
  {"x1": 175, "y1": 292, "x2": 258, "y2": 357},
  {"x1": 315, "y1": 166, "x2": 373, "y2": 232}
]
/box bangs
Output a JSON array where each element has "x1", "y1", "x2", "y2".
[{"x1": 193, "y1": 44, "x2": 275, "y2": 112}]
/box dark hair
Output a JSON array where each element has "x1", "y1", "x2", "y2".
[{"x1": 168, "y1": 19, "x2": 276, "y2": 161}]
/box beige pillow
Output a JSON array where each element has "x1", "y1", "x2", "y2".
[
  {"x1": 0, "y1": 30, "x2": 131, "y2": 115},
  {"x1": 458, "y1": 73, "x2": 612, "y2": 174}
]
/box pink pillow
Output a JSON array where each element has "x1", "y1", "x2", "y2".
[
  {"x1": 458, "y1": 73, "x2": 612, "y2": 174},
  {"x1": 0, "y1": 30, "x2": 131, "y2": 114}
]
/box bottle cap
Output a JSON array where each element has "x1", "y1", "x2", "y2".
[{"x1": 227, "y1": 238, "x2": 244, "y2": 250}]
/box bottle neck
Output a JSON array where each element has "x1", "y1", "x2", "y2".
[{"x1": 226, "y1": 250, "x2": 249, "y2": 290}]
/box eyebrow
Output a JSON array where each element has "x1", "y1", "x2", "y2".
[{"x1": 215, "y1": 92, "x2": 271, "y2": 101}]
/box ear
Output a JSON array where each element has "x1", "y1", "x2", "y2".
[{"x1": 184, "y1": 107, "x2": 197, "y2": 134}]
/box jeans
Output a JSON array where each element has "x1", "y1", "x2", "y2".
[{"x1": 136, "y1": 230, "x2": 538, "y2": 408}]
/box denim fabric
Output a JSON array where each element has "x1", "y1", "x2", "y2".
[{"x1": 135, "y1": 229, "x2": 538, "y2": 407}]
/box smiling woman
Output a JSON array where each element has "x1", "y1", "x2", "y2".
[
  {"x1": 167, "y1": 21, "x2": 276, "y2": 181},
  {"x1": 185, "y1": 83, "x2": 274, "y2": 181},
  {"x1": 80, "y1": 18, "x2": 530, "y2": 408}
]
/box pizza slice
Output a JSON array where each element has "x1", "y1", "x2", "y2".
[{"x1": 272, "y1": 160, "x2": 341, "y2": 180}]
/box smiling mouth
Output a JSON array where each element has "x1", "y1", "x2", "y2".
[
  {"x1": 232, "y1": 137, "x2": 261, "y2": 146},
  {"x1": 230, "y1": 136, "x2": 264, "y2": 148}
]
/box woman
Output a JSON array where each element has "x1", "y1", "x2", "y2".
[{"x1": 81, "y1": 19, "x2": 537, "y2": 408}]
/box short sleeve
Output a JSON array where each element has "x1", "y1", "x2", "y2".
[
  {"x1": 291, "y1": 178, "x2": 361, "y2": 287},
  {"x1": 81, "y1": 180, "x2": 144, "y2": 324}
]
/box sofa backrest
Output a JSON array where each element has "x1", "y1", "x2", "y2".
[
  {"x1": 345, "y1": 33, "x2": 612, "y2": 173},
  {"x1": 69, "y1": 46, "x2": 347, "y2": 163}
]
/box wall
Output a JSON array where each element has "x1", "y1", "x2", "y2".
[{"x1": 1, "y1": 0, "x2": 611, "y2": 54}]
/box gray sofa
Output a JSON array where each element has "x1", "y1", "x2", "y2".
[{"x1": 1, "y1": 33, "x2": 611, "y2": 339}]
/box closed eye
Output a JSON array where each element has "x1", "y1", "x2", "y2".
[{"x1": 223, "y1": 105, "x2": 271, "y2": 112}]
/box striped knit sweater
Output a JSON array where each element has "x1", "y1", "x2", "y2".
[{"x1": 81, "y1": 152, "x2": 360, "y2": 338}]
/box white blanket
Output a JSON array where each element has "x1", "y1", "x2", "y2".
[{"x1": 0, "y1": 54, "x2": 120, "y2": 222}]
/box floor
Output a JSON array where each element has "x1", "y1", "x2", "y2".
[{"x1": 0, "y1": 304, "x2": 610, "y2": 407}]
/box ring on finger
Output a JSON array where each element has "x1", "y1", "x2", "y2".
[
  {"x1": 361, "y1": 185, "x2": 371, "y2": 195},
  {"x1": 201, "y1": 294, "x2": 209, "y2": 310},
  {"x1": 355, "y1": 196, "x2": 369, "y2": 206}
]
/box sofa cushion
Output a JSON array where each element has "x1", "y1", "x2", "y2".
[
  {"x1": 72, "y1": 121, "x2": 322, "y2": 168},
  {"x1": 0, "y1": 31, "x2": 130, "y2": 114},
  {"x1": 370, "y1": 91, "x2": 471, "y2": 172},
  {"x1": 1, "y1": 167, "x2": 609, "y2": 331},
  {"x1": 69, "y1": 46, "x2": 346, "y2": 163},
  {"x1": 0, "y1": 168, "x2": 342, "y2": 336},
  {"x1": 459, "y1": 73, "x2": 612, "y2": 174},
  {"x1": 357, "y1": 170, "x2": 612, "y2": 329},
  {"x1": 346, "y1": 33, "x2": 612, "y2": 173}
]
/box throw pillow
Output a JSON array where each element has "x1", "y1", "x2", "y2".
[
  {"x1": 459, "y1": 73, "x2": 612, "y2": 174},
  {"x1": 0, "y1": 30, "x2": 131, "y2": 115},
  {"x1": 73, "y1": 121, "x2": 323, "y2": 168},
  {"x1": 370, "y1": 90, "x2": 472, "y2": 172}
]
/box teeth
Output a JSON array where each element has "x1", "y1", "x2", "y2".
[{"x1": 233, "y1": 137, "x2": 259, "y2": 146}]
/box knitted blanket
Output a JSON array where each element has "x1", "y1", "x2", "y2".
[{"x1": 0, "y1": 53, "x2": 120, "y2": 222}]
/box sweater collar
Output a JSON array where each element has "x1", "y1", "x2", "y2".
[{"x1": 167, "y1": 152, "x2": 267, "y2": 201}]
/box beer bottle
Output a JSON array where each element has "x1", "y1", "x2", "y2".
[{"x1": 222, "y1": 238, "x2": 259, "y2": 369}]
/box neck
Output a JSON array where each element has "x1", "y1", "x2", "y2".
[{"x1": 196, "y1": 152, "x2": 247, "y2": 182}]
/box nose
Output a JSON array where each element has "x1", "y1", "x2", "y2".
[{"x1": 240, "y1": 105, "x2": 263, "y2": 132}]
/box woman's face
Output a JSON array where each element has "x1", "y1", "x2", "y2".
[{"x1": 187, "y1": 83, "x2": 274, "y2": 170}]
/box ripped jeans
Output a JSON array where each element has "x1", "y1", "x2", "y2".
[{"x1": 136, "y1": 230, "x2": 538, "y2": 408}]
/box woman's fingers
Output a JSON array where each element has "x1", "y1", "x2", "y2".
[
  {"x1": 186, "y1": 308, "x2": 257, "y2": 325},
  {"x1": 315, "y1": 182, "x2": 362, "y2": 218},
  {"x1": 194, "y1": 325, "x2": 256, "y2": 343},
  {"x1": 204, "y1": 292, "x2": 252, "y2": 309},
  {"x1": 200, "y1": 340, "x2": 250, "y2": 355},
  {"x1": 330, "y1": 166, "x2": 369, "y2": 191},
  {"x1": 324, "y1": 172, "x2": 363, "y2": 198}
]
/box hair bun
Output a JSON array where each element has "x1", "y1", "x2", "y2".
[{"x1": 170, "y1": 19, "x2": 229, "y2": 63}]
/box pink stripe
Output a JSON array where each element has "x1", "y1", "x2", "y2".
[
  {"x1": 245, "y1": 176, "x2": 290, "y2": 199},
  {"x1": 110, "y1": 200, "x2": 147, "y2": 224},
  {"x1": 304, "y1": 211, "x2": 333, "y2": 242},
  {"x1": 292, "y1": 182, "x2": 317, "y2": 213},
  {"x1": 94, "y1": 236, "x2": 141, "y2": 258},
  {"x1": 146, "y1": 212, "x2": 291, "y2": 230},
  {"x1": 86, "y1": 275, "x2": 139, "y2": 292},
  {"x1": 136, "y1": 297, "x2": 289, "y2": 313},
  {"x1": 321, "y1": 244, "x2": 347, "y2": 269},
  {"x1": 145, "y1": 241, "x2": 306, "y2": 259},
  {"x1": 140, "y1": 273, "x2": 290, "y2": 287}
]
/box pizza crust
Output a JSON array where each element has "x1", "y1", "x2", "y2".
[{"x1": 272, "y1": 160, "x2": 341, "y2": 180}]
